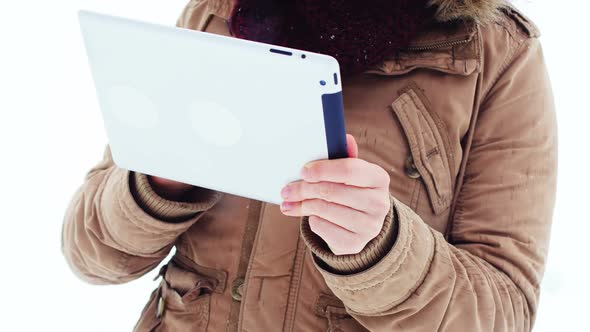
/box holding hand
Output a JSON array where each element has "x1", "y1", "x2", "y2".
[{"x1": 280, "y1": 134, "x2": 391, "y2": 255}]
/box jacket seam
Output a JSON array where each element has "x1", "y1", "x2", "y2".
[
  {"x1": 480, "y1": 34, "x2": 533, "y2": 104},
  {"x1": 443, "y1": 24, "x2": 485, "y2": 241},
  {"x1": 496, "y1": 6, "x2": 540, "y2": 40},
  {"x1": 283, "y1": 236, "x2": 307, "y2": 332},
  {"x1": 379, "y1": 228, "x2": 437, "y2": 312},
  {"x1": 436, "y1": 250, "x2": 458, "y2": 331},
  {"x1": 348, "y1": 228, "x2": 437, "y2": 315},
  {"x1": 290, "y1": 247, "x2": 306, "y2": 329},
  {"x1": 450, "y1": 39, "x2": 533, "y2": 240},
  {"x1": 94, "y1": 167, "x2": 115, "y2": 233},
  {"x1": 447, "y1": 26, "x2": 527, "y2": 240}
]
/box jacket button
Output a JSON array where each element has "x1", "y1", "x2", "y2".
[
  {"x1": 231, "y1": 278, "x2": 244, "y2": 301},
  {"x1": 404, "y1": 156, "x2": 421, "y2": 179}
]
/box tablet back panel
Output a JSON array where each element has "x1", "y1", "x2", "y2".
[{"x1": 78, "y1": 10, "x2": 347, "y2": 204}]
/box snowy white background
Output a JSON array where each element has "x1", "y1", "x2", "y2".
[{"x1": 0, "y1": 0, "x2": 587, "y2": 331}]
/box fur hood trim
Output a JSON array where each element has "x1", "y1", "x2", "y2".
[{"x1": 428, "y1": 0, "x2": 508, "y2": 23}]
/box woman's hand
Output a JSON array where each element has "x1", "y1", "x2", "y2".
[{"x1": 280, "y1": 134, "x2": 391, "y2": 255}]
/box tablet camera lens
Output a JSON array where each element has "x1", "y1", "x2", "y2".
[
  {"x1": 320, "y1": 80, "x2": 326, "y2": 86},
  {"x1": 301, "y1": 54, "x2": 306, "y2": 59}
]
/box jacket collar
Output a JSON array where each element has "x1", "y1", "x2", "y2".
[{"x1": 368, "y1": 19, "x2": 481, "y2": 76}]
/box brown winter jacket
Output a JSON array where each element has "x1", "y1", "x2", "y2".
[{"x1": 61, "y1": 0, "x2": 557, "y2": 331}]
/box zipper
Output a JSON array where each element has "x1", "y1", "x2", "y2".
[
  {"x1": 228, "y1": 199, "x2": 264, "y2": 332},
  {"x1": 282, "y1": 232, "x2": 307, "y2": 332},
  {"x1": 402, "y1": 37, "x2": 472, "y2": 51},
  {"x1": 235, "y1": 200, "x2": 266, "y2": 332}
]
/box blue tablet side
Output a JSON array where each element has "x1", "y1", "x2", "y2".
[{"x1": 322, "y1": 91, "x2": 349, "y2": 159}]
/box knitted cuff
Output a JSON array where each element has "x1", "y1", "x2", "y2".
[
  {"x1": 300, "y1": 194, "x2": 398, "y2": 274},
  {"x1": 129, "y1": 172, "x2": 223, "y2": 222}
]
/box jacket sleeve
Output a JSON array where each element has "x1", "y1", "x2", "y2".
[
  {"x1": 301, "y1": 37, "x2": 557, "y2": 331},
  {"x1": 61, "y1": 0, "x2": 222, "y2": 285},
  {"x1": 61, "y1": 145, "x2": 222, "y2": 285}
]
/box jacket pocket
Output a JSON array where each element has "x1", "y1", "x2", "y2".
[
  {"x1": 315, "y1": 294, "x2": 368, "y2": 332},
  {"x1": 134, "y1": 257, "x2": 223, "y2": 332},
  {"x1": 390, "y1": 88, "x2": 454, "y2": 215}
]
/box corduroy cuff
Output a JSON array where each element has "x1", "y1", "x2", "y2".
[
  {"x1": 129, "y1": 172, "x2": 223, "y2": 222},
  {"x1": 300, "y1": 194, "x2": 398, "y2": 275}
]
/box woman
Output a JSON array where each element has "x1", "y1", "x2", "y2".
[{"x1": 62, "y1": 0, "x2": 557, "y2": 331}]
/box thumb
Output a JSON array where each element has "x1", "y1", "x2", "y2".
[{"x1": 346, "y1": 134, "x2": 359, "y2": 158}]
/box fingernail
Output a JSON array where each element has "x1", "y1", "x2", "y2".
[
  {"x1": 281, "y1": 186, "x2": 291, "y2": 199},
  {"x1": 301, "y1": 165, "x2": 311, "y2": 179},
  {"x1": 281, "y1": 201, "x2": 294, "y2": 211}
]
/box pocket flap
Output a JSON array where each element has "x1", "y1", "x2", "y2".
[
  {"x1": 172, "y1": 253, "x2": 227, "y2": 293},
  {"x1": 164, "y1": 261, "x2": 215, "y2": 300},
  {"x1": 391, "y1": 89, "x2": 453, "y2": 214}
]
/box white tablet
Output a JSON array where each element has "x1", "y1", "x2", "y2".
[{"x1": 78, "y1": 10, "x2": 348, "y2": 205}]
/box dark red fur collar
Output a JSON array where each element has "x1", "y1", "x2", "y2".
[{"x1": 229, "y1": 0, "x2": 435, "y2": 75}]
